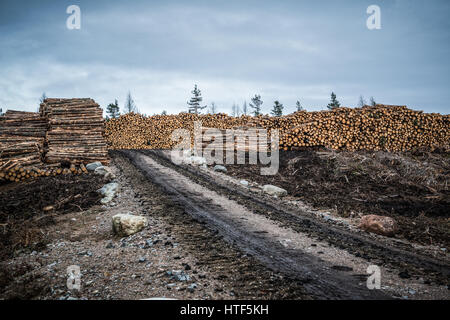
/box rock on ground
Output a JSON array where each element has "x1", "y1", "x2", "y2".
[
  {"x1": 97, "y1": 182, "x2": 119, "y2": 204},
  {"x1": 86, "y1": 161, "x2": 103, "y2": 172},
  {"x1": 94, "y1": 166, "x2": 116, "y2": 181},
  {"x1": 188, "y1": 156, "x2": 207, "y2": 166},
  {"x1": 240, "y1": 180, "x2": 249, "y2": 186},
  {"x1": 213, "y1": 165, "x2": 227, "y2": 173},
  {"x1": 262, "y1": 185, "x2": 288, "y2": 197},
  {"x1": 358, "y1": 214, "x2": 397, "y2": 237},
  {"x1": 112, "y1": 213, "x2": 148, "y2": 237}
]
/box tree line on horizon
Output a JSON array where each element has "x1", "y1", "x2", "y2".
[{"x1": 32, "y1": 86, "x2": 378, "y2": 120}]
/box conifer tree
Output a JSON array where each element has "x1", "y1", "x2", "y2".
[
  {"x1": 271, "y1": 100, "x2": 284, "y2": 117},
  {"x1": 106, "y1": 99, "x2": 120, "y2": 119},
  {"x1": 187, "y1": 85, "x2": 207, "y2": 114},
  {"x1": 249, "y1": 94, "x2": 263, "y2": 116},
  {"x1": 327, "y1": 92, "x2": 340, "y2": 110}
]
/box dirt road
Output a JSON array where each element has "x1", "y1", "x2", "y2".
[
  {"x1": 118, "y1": 150, "x2": 450, "y2": 300},
  {"x1": 1, "y1": 150, "x2": 448, "y2": 300}
]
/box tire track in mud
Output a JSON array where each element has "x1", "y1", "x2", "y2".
[
  {"x1": 141, "y1": 149, "x2": 450, "y2": 288},
  {"x1": 112, "y1": 153, "x2": 312, "y2": 300},
  {"x1": 119, "y1": 150, "x2": 389, "y2": 299}
]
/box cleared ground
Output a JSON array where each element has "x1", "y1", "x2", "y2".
[
  {"x1": 0, "y1": 150, "x2": 448, "y2": 300},
  {"x1": 225, "y1": 149, "x2": 450, "y2": 248}
]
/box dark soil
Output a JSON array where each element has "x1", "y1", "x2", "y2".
[
  {"x1": 0, "y1": 174, "x2": 104, "y2": 261},
  {"x1": 225, "y1": 149, "x2": 450, "y2": 248}
]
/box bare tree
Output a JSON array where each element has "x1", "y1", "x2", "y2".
[
  {"x1": 209, "y1": 102, "x2": 217, "y2": 114},
  {"x1": 40, "y1": 92, "x2": 47, "y2": 103},
  {"x1": 242, "y1": 101, "x2": 248, "y2": 115},
  {"x1": 358, "y1": 95, "x2": 367, "y2": 107},
  {"x1": 125, "y1": 91, "x2": 138, "y2": 113}
]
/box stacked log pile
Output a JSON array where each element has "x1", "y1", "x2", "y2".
[
  {"x1": 105, "y1": 105, "x2": 449, "y2": 152},
  {"x1": 1, "y1": 98, "x2": 108, "y2": 182},
  {"x1": 201, "y1": 126, "x2": 271, "y2": 153},
  {"x1": 40, "y1": 98, "x2": 109, "y2": 165},
  {"x1": 280, "y1": 105, "x2": 450, "y2": 152},
  {"x1": 0, "y1": 111, "x2": 46, "y2": 181}
]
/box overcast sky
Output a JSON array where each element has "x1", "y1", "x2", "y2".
[{"x1": 1, "y1": 0, "x2": 449, "y2": 115}]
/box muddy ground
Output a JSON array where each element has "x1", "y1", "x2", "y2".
[
  {"x1": 0, "y1": 156, "x2": 309, "y2": 300},
  {"x1": 225, "y1": 149, "x2": 450, "y2": 248},
  {"x1": 0, "y1": 174, "x2": 105, "y2": 261},
  {"x1": 0, "y1": 149, "x2": 448, "y2": 300}
]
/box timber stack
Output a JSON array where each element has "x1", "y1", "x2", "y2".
[
  {"x1": 1, "y1": 98, "x2": 108, "y2": 182},
  {"x1": 0, "y1": 110, "x2": 46, "y2": 181},
  {"x1": 105, "y1": 105, "x2": 450, "y2": 152},
  {"x1": 40, "y1": 98, "x2": 109, "y2": 165}
]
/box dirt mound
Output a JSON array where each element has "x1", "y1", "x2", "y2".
[
  {"x1": 0, "y1": 175, "x2": 104, "y2": 260},
  {"x1": 226, "y1": 149, "x2": 450, "y2": 247}
]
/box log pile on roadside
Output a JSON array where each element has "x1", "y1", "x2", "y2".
[
  {"x1": 105, "y1": 105, "x2": 450, "y2": 152},
  {"x1": 1, "y1": 98, "x2": 108, "y2": 182},
  {"x1": 0, "y1": 111, "x2": 47, "y2": 181},
  {"x1": 40, "y1": 98, "x2": 109, "y2": 165},
  {"x1": 279, "y1": 105, "x2": 450, "y2": 152},
  {"x1": 201, "y1": 127, "x2": 271, "y2": 153}
]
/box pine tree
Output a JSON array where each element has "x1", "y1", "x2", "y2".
[
  {"x1": 271, "y1": 101, "x2": 283, "y2": 117},
  {"x1": 106, "y1": 99, "x2": 120, "y2": 119},
  {"x1": 358, "y1": 95, "x2": 367, "y2": 107},
  {"x1": 296, "y1": 100, "x2": 304, "y2": 111},
  {"x1": 125, "y1": 91, "x2": 138, "y2": 113},
  {"x1": 0, "y1": 107, "x2": 3, "y2": 116},
  {"x1": 187, "y1": 85, "x2": 207, "y2": 114},
  {"x1": 370, "y1": 96, "x2": 376, "y2": 106},
  {"x1": 249, "y1": 94, "x2": 263, "y2": 116},
  {"x1": 242, "y1": 101, "x2": 248, "y2": 115},
  {"x1": 327, "y1": 92, "x2": 340, "y2": 110}
]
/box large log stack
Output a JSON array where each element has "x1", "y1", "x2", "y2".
[
  {"x1": 1, "y1": 98, "x2": 108, "y2": 182},
  {"x1": 0, "y1": 111, "x2": 46, "y2": 181},
  {"x1": 279, "y1": 105, "x2": 450, "y2": 152},
  {"x1": 40, "y1": 98, "x2": 109, "y2": 165},
  {"x1": 105, "y1": 105, "x2": 450, "y2": 152}
]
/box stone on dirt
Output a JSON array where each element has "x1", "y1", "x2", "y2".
[
  {"x1": 167, "y1": 270, "x2": 190, "y2": 282},
  {"x1": 86, "y1": 161, "x2": 103, "y2": 172},
  {"x1": 358, "y1": 214, "x2": 397, "y2": 237},
  {"x1": 213, "y1": 165, "x2": 227, "y2": 173},
  {"x1": 188, "y1": 156, "x2": 207, "y2": 166},
  {"x1": 262, "y1": 185, "x2": 288, "y2": 197},
  {"x1": 240, "y1": 180, "x2": 249, "y2": 186},
  {"x1": 94, "y1": 166, "x2": 116, "y2": 180},
  {"x1": 112, "y1": 213, "x2": 148, "y2": 237},
  {"x1": 97, "y1": 182, "x2": 119, "y2": 204}
]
